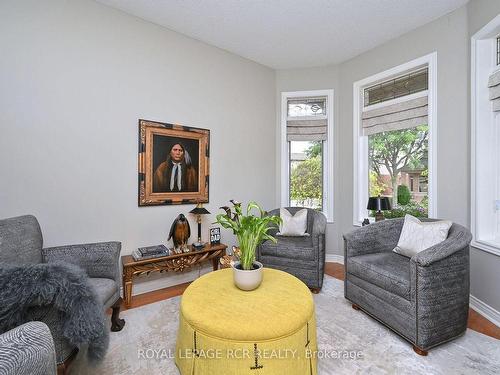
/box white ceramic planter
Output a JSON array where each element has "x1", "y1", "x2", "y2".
[{"x1": 232, "y1": 261, "x2": 263, "y2": 291}]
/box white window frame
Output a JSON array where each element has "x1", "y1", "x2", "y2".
[
  {"x1": 352, "y1": 52, "x2": 438, "y2": 226},
  {"x1": 471, "y1": 14, "x2": 500, "y2": 256},
  {"x1": 280, "y1": 89, "x2": 334, "y2": 222}
]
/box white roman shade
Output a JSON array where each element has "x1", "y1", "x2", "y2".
[
  {"x1": 287, "y1": 97, "x2": 327, "y2": 141},
  {"x1": 488, "y1": 69, "x2": 500, "y2": 112},
  {"x1": 286, "y1": 118, "x2": 327, "y2": 141},
  {"x1": 362, "y1": 95, "x2": 428, "y2": 136}
]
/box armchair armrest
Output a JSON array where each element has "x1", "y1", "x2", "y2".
[
  {"x1": 410, "y1": 236, "x2": 470, "y2": 348},
  {"x1": 310, "y1": 211, "x2": 326, "y2": 249},
  {"x1": 311, "y1": 211, "x2": 327, "y2": 236},
  {"x1": 42, "y1": 241, "x2": 121, "y2": 281},
  {"x1": 0, "y1": 322, "x2": 56, "y2": 375},
  {"x1": 343, "y1": 219, "x2": 404, "y2": 258},
  {"x1": 412, "y1": 227, "x2": 472, "y2": 267}
]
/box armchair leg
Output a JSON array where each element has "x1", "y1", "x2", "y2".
[
  {"x1": 57, "y1": 363, "x2": 68, "y2": 375},
  {"x1": 111, "y1": 298, "x2": 125, "y2": 332},
  {"x1": 310, "y1": 287, "x2": 321, "y2": 294},
  {"x1": 57, "y1": 349, "x2": 78, "y2": 375},
  {"x1": 412, "y1": 345, "x2": 428, "y2": 356},
  {"x1": 352, "y1": 303, "x2": 361, "y2": 311}
]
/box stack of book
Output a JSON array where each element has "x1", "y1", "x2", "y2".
[{"x1": 132, "y1": 244, "x2": 169, "y2": 261}]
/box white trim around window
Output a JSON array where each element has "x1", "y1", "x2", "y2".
[
  {"x1": 280, "y1": 89, "x2": 334, "y2": 222},
  {"x1": 352, "y1": 52, "x2": 438, "y2": 226},
  {"x1": 471, "y1": 14, "x2": 500, "y2": 257}
]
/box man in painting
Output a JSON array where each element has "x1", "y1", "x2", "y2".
[{"x1": 153, "y1": 142, "x2": 197, "y2": 192}]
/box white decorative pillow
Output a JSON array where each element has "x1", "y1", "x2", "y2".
[
  {"x1": 277, "y1": 208, "x2": 308, "y2": 236},
  {"x1": 393, "y1": 214, "x2": 452, "y2": 258}
]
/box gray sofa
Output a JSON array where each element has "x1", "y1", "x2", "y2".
[
  {"x1": 257, "y1": 207, "x2": 327, "y2": 292},
  {"x1": 0, "y1": 322, "x2": 56, "y2": 375},
  {"x1": 0, "y1": 215, "x2": 124, "y2": 374},
  {"x1": 343, "y1": 218, "x2": 472, "y2": 355}
]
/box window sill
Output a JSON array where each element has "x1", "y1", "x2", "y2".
[
  {"x1": 471, "y1": 240, "x2": 500, "y2": 257},
  {"x1": 353, "y1": 217, "x2": 376, "y2": 227}
]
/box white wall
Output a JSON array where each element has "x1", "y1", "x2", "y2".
[{"x1": 0, "y1": 0, "x2": 277, "y2": 292}]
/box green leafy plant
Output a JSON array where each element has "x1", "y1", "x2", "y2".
[
  {"x1": 216, "y1": 200, "x2": 282, "y2": 270},
  {"x1": 381, "y1": 201, "x2": 428, "y2": 219},
  {"x1": 397, "y1": 185, "x2": 411, "y2": 205}
]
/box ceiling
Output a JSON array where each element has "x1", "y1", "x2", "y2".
[{"x1": 96, "y1": 0, "x2": 469, "y2": 69}]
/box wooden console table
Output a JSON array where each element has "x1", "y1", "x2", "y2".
[{"x1": 121, "y1": 243, "x2": 227, "y2": 307}]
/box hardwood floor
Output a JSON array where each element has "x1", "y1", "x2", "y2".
[
  {"x1": 468, "y1": 308, "x2": 500, "y2": 340},
  {"x1": 324, "y1": 262, "x2": 345, "y2": 281},
  {"x1": 121, "y1": 281, "x2": 191, "y2": 310},
  {"x1": 122, "y1": 262, "x2": 500, "y2": 340}
]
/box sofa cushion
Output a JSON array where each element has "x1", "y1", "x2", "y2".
[
  {"x1": 0, "y1": 215, "x2": 43, "y2": 265},
  {"x1": 260, "y1": 236, "x2": 314, "y2": 261},
  {"x1": 278, "y1": 208, "x2": 308, "y2": 236},
  {"x1": 88, "y1": 278, "x2": 116, "y2": 305},
  {"x1": 393, "y1": 214, "x2": 452, "y2": 258},
  {"x1": 347, "y1": 252, "x2": 411, "y2": 299}
]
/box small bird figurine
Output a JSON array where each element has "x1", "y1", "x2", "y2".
[{"x1": 168, "y1": 214, "x2": 191, "y2": 253}]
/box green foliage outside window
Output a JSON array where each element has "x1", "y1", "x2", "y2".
[
  {"x1": 382, "y1": 201, "x2": 428, "y2": 218},
  {"x1": 369, "y1": 125, "x2": 428, "y2": 206},
  {"x1": 397, "y1": 185, "x2": 411, "y2": 205},
  {"x1": 290, "y1": 155, "x2": 322, "y2": 203},
  {"x1": 369, "y1": 171, "x2": 387, "y2": 197}
]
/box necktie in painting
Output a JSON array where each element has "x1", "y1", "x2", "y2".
[{"x1": 170, "y1": 164, "x2": 182, "y2": 191}]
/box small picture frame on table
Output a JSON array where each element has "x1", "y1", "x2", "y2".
[{"x1": 209, "y1": 227, "x2": 221, "y2": 245}]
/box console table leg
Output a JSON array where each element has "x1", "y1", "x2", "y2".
[
  {"x1": 212, "y1": 256, "x2": 220, "y2": 271},
  {"x1": 123, "y1": 272, "x2": 133, "y2": 308}
]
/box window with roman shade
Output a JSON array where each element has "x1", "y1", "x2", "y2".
[
  {"x1": 286, "y1": 97, "x2": 327, "y2": 141},
  {"x1": 281, "y1": 90, "x2": 334, "y2": 219},
  {"x1": 362, "y1": 68, "x2": 428, "y2": 135},
  {"x1": 471, "y1": 18, "x2": 500, "y2": 255},
  {"x1": 488, "y1": 69, "x2": 500, "y2": 112},
  {"x1": 356, "y1": 63, "x2": 431, "y2": 221}
]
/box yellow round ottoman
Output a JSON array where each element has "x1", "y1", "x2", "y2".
[{"x1": 175, "y1": 268, "x2": 318, "y2": 375}]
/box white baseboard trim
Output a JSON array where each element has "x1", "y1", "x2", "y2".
[
  {"x1": 326, "y1": 254, "x2": 344, "y2": 264},
  {"x1": 470, "y1": 294, "x2": 500, "y2": 328}
]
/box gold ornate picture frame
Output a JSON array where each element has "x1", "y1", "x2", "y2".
[{"x1": 138, "y1": 119, "x2": 210, "y2": 206}]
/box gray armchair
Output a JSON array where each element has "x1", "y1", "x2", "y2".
[
  {"x1": 343, "y1": 218, "x2": 472, "y2": 355},
  {"x1": 257, "y1": 207, "x2": 327, "y2": 292},
  {"x1": 0, "y1": 322, "x2": 56, "y2": 375},
  {"x1": 0, "y1": 215, "x2": 124, "y2": 374}
]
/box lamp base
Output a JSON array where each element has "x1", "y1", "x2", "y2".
[
  {"x1": 375, "y1": 211, "x2": 385, "y2": 222},
  {"x1": 192, "y1": 241, "x2": 205, "y2": 250}
]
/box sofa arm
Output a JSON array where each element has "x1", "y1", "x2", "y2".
[
  {"x1": 410, "y1": 246, "x2": 470, "y2": 349},
  {"x1": 311, "y1": 211, "x2": 326, "y2": 248},
  {"x1": 0, "y1": 322, "x2": 56, "y2": 375},
  {"x1": 412, "y1": 228, "x2": 472, "y2": 267},
  {"x1": 343, "y1": 219, "x2": 404, "y2": 258},
  {"x1": 42, "y1": 241, "x2": 121, "y2": 281}
]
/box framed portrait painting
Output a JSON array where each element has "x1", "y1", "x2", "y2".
[{"x1": 138, "y1": 119, "x2": 210, "y2": 206}]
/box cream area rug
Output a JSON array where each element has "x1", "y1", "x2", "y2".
[{"x1": 72, "y1": 275, "x2": 500, "y2": 374}]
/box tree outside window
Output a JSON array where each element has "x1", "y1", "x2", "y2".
[
  {"x1": 368, "y1": 125, "x2": 429, "y2": 218},
  {"x1": 289, "y1": 141, "x2": 323, "y2": 210}
]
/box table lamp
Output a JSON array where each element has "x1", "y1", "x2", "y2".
[
  {"x1": 367, "y1": 195, "x2": 391, "y2": 222},
  {"x1": 189, "y1": 203, "x2": 211, "y2": 249}
]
